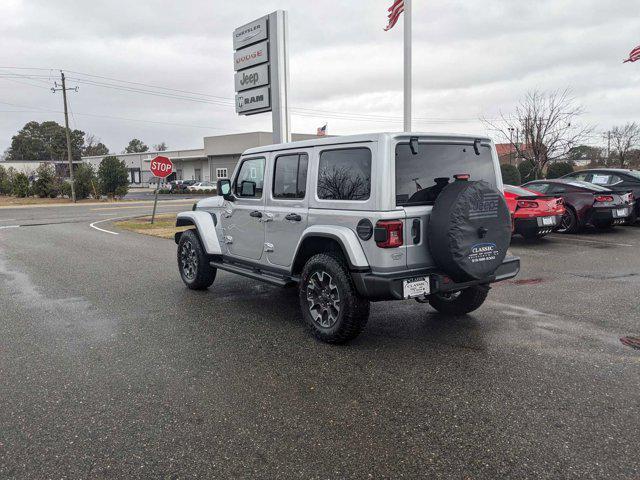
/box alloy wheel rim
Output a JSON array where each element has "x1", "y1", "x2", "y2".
[
  {"x1": 306, "y1": 270, "x2": 341, "y2": 328},
  {"x1": 558, "y1": 211, "x2": 572, "y2": 232},
  {"x1": 180, "y1": 240, "x2": 198, "y2": 280},
  {"x1": 437, "y1": 291, "x2": 462, "y2": 302}
]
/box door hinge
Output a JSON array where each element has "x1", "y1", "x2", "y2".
[{"x1": 264, "y1": 242, "x2": 274, "y2": 252}]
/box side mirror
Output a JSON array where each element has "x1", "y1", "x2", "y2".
[
  {"x1": 239, "y1": 180, "x2": 256, "y2": 197},
  {"x1": 217, "y1": 178, "x2": 233, "y2": 201}
]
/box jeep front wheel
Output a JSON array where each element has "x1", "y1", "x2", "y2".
[
  {"x1": 428, "y1": 285, "x2": 489, "y2": 315},
  {"x1": 177, "y1": 229, "x2": 216, "y2": 290},
  {"x1": 299, "y1": 253, "x2": 370, "y2": 344}
]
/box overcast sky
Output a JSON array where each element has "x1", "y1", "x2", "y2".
[{"x1": 1, "y1": 0, "x2": 639, "y2": 154}]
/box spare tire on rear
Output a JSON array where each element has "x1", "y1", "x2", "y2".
[{"x1": 428, "y1": 180, "x2": 512, "y2": 282}]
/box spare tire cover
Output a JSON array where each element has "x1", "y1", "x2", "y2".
[{"x1": 428, "y1": 180, "x2": 511, "y2": 282}]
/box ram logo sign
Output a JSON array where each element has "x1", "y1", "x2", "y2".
[{"x1": 235, "y1": 86, "x2": 270, "y2": 114}]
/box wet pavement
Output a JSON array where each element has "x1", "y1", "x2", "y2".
[{"x1": 0, "y1": 206, "x2": 639, "y2": 479}]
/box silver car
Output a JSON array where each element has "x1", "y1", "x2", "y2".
[{"x1": 175, "y1": 133, "x2": 519, "y2": 343}]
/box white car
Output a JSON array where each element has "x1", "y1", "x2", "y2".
[{"x1": 187, "y1": 182, "x2": 216, "y2": 192}]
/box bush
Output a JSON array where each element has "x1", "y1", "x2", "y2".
[
  {"x1": 12, "y1": 172, "x2": 30, "y2": 197},
  {"x1": 518, "y1": 160, "x2": 540, "y2": 183},
  {"x1": 0, "y1": 165, "x2": 10, "y2": 195},
  {"x1": 74, "y1": 163, "x2": 98, "y2": 199},
  {"x1": 60, "y1": 181, "x2": 72, "y2": 198},
  {"x1": 546, "y1": 161, "x2": 574, "y2": 179},
  {"x1": 500, "y1": 164, "x2": 521, "y2": 186},
  {"x1": 33, "y1": 163, "x2": 60, "y2": 198},
  {"x1": 98, "y1": 156, "x2": 129, "y2": 198}
]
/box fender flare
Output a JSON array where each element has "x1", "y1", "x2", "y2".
[
  {"x1": 293, "y1": 225, "x2": 369, "y2": 270},
  {"x1": 175, "y1": 211, "x2": 222, "y2": 255}
]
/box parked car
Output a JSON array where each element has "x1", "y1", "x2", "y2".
[
  {"x1": 173, "y1": 133, "x2": 520, "y2": 343},
  {"x1": 523, "y1": 179, "x2": 632, "y2": 233},
  {"x1": 187, "y1": 181, "x2": 216, "y2": 192},
  {"x1": 503, "y1": 185, "x2": 565, "y2": 239},
  {"x1": 170, "y1": 179, "x2": 196, "y2": 193},
  {"x1": 561, "y1": 168, "x2": 640, "y2": 223}
]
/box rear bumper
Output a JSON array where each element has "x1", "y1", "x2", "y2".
[
  {"x1": 589, "y1": 206, "x2": 630, "y2": 225},
  {"x1": 351, "y1": 256, "x2": 520, "y2": 301},
  {"x1": 513, "y1": 216, "x2": 562, "y2": 236}
]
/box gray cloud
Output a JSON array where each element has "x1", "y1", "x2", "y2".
[{"x1": 1, "y1": 0, "x2": 639, "y2": 153}]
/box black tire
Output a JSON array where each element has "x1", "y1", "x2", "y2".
[
  {"x1": 556, "y1": 207, "x2": 578, "y2": 234},
  {"x1": 299, "y1": 253, "x2": 370, "y2": 344},
  {"x1": 428, "y1": 285, "x2": 489, "y2": 316},
  {"x1": 177, "y1": 229, "x2": 216, "y2": 290}
]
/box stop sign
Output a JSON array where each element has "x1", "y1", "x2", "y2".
[{"x1": 150, "y1": 156, "x2": 173, "y2": 178}]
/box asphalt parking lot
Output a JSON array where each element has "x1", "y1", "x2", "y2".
[{"x1": 1, "y1": 204, "x2": 639, "y2": 479}]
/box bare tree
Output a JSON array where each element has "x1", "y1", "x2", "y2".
[
  {"x1": 609, "y1": 122, "x2": 640, "y2": 168},
  {"x1": 484, "y1": 90, "x2": 591, "y2": 180},
  {"x1": 153, "y1": 142, "x2": 168, "y2": 152}
]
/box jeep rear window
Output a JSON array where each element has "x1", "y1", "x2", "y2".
[{"x1": 395, "y1": 143, "x2": 496, "y2": 206}]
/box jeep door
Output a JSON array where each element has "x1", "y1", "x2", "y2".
[
  {"x1": 263, "y1": 151, "x2": 310, "y2": 267},
  {"x1": 222, "y1": 156, "x2": 266, "y2": 260}
]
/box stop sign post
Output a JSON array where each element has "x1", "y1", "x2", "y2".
[{"x1": 150, "y1": 156, "x2": 173, "y2": 224}]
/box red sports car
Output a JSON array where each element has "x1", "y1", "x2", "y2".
[{"x1": 504, "y1": 185, "x2": 565, "y2": 239}]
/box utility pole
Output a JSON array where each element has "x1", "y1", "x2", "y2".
[{"x1": 52, "y1": 71, "x2": 78, "y2": 202}]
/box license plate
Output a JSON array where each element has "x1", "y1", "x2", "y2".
[
  {"x1": 614, "y1": 208, "x2": 628, "y2": 218},
  {"x1": 541, "y1": 216, "x2": 556, "y2": 226},
  {"x1": 403, "y1": 277, "x2": 430, "y2": 299}
]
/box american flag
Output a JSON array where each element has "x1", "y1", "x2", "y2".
[
  {"x1": 623, "y1": 44, "x2": 640, "y2": 63},
  {"x1": 384, "y1": 0, "x2": 405, "y2": 31},
  {"x1": 317, "y1": 124, "x2": 327, "y2": 136}
]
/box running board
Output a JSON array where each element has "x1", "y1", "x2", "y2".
[{"x1": 209, "y1": 260, "x2": 295, "y2": 287}]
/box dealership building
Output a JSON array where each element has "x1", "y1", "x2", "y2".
[{"x1": 82, "y1": 131, "x2": 317, "y2": 187}]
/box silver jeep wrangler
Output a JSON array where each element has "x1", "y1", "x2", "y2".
[{"x1": 175, "y1": 133, "x2": 520, "y2": 343}]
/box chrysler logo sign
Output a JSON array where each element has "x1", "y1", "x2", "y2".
[{"x1": 233, "y1": 17, "x2": 268, "y2": 50}]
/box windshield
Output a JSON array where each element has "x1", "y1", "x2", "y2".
[
  {"x1": 395, "y1": 142, "x2": 496, "y2": 206},
  {"x1": 566, "y1": 180, "x2": 610, "y2": 191},
  {"x1": 627, "y1": 170, "x2": 640, "y2": 180}
]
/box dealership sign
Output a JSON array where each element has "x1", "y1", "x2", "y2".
[
  {"x1": 233, "y1": 11, "x2": 290, "y2": 142},
  {"x1": 234, "y1": 63, "x2": 269, "y2": 92}
]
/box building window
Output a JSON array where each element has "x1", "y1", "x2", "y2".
[
  {"x1": 216, "y1": 168, "x2": 228, "y2": 179},
  {"x1": 176, "y1": 169, "x2": 183, "y2": 180},
  {"x1": 129, "y1": 168, "x2": 141, "y2": 184},
  {"x1": 194, "y1": 168, "x2": 201, "y2": 181}
]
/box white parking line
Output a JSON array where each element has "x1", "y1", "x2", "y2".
[
  {"x1": 89, "y1": 218, "x2": 121, "y2": 235},
  {"x1": 0, "y1": 225, "x2": 20, "y2": 229}
]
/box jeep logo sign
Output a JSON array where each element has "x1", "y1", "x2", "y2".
[
  {"x1": 234, "y1": 64, "x2": 269, "y2": 92},
  {"x1": 235, "y1": 86, "x2": 270, "y2": 114}
]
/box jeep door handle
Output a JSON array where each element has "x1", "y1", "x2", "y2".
[
  {"x1": 249, "y1": 210, "x2": 262, "y2": 218},
  {"x1": 285, "y1": 213, "x2": 302, "y2": 222}
]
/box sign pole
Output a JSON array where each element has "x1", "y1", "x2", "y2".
[
  {"x1": 151, "y1": 177, "x2": 160, "y2": 225},
  {"x1": 269, "y1": 10, "x2": 291, "y2": 144},
  {"x1": 404, "y1": 0, "x2": 412, "y2": 132}
]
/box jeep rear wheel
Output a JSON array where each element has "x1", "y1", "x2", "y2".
[
  {"x1": 428, "y1": 285, "x2": 489, "y2": 316},
  {"x1": 177, "y1": 229, "x2": 216, "y2": 290},
  {"x1": 299, "y1": 253, "x2": 370, "y2": 344}
]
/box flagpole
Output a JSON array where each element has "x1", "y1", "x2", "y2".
[{"x1": 404, "y1": 0, "x2": 412, "y2": 132}]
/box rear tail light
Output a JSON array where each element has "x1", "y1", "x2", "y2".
[
  {"x1": 517, "y1": 200, "x2": 539, "y2": 208},
  {"x1": 454, "y1": 173, "x2": 470, "y2": 181},
  {"x1": 594, "y1": 195, "x2": 614, "y2": 203},
  {"x1": 374, "y1": 220, "x2": 403, "y2": 248},
  {"x1": 557, "y1": 197, "x2": 564, "y2": 205}
]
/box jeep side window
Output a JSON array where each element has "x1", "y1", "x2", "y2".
[
  {"x1": 235, "y1": 157, "x2": 265, "y2": 198},
  {"x1": 273, "y1": 153, "x2": 309, "y2": 199},
  {"x1": 317, "y1": 148, "x2": 371, "y2": 200}
]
